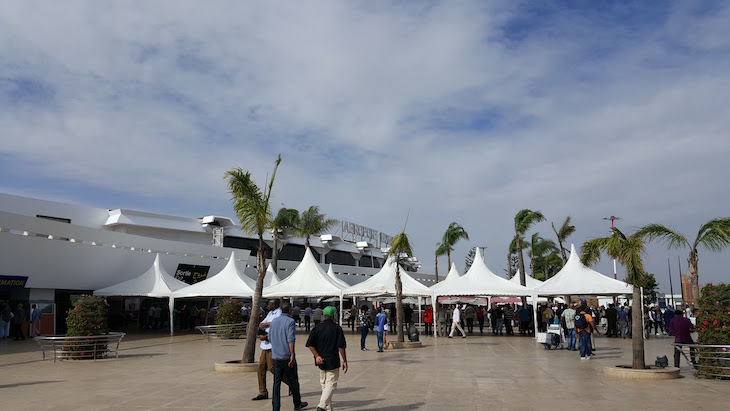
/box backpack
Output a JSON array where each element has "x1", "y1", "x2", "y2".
[{"x1": 574, "y1": 313, "x2": 588, "y2": 329}]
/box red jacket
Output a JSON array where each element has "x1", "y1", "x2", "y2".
[{"x1": 424, "y1": 308, "x2": 433, "y2": 324}]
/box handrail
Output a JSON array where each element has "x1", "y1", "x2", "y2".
[
  {"x1": 195, "y1": 322, "x2": 247, "y2": 341},
  {"x1": 35, "y1": 332, "x2": 126, "y2": 362},
  {"x1": 673, "y1": 342, "x2": 730, "y2": 378}
]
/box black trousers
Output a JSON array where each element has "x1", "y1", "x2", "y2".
[
  {"x1": 466, "y1": 319, "x2": 474, "y2": 333},
  {"x1": 13, "y1": 323, "x2": 25, "y2": 340},
  {"x1": 674, "y1": 345, "x2": 696, "y2": 368},
  {"x1": 304, "y1": 316, "x2": 311, "y2": 331},
  {"x1": 477, "y1": 318, "x2": 485, "y2": 333},
  {"x1": 272, "y1": 359, "x2": 302, "y2": 411}
]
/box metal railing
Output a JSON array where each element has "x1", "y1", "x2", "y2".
[
  {"x1": 195, "y1": 322, "x2": 247, "y2": 341},
  {"x1": 35, "y1": 332, "x2": 126, "y2": 362},
  {"x1": 673, "y1": 343, "x2": 730, "y2": 379}
]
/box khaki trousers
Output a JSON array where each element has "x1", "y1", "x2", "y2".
[
  {"x1": 318, "y1": 368, "x2": 339, "y2": 410},
  {"x1": 257, "y1": 349, "x2": 289, "y2": 396},
  {"x1": 449, "y1": 320, "x2": 465, "y2": 337}
]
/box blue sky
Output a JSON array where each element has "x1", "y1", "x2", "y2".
[{"x1": 1, "y1": 1, "x2": 730, "y2": 292}]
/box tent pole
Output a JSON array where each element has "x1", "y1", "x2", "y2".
[
  {"x1": 532, "y1": 294, "x2": 538, "y2": 339},
  {"x1": 432, "y1": 292, "x2": 437, "y2": 338},
  {"x1": 418, "y1": 297, "x2": 422, "y2": 327},
  {"x1": 169, "y1": 297, "x2": 175, "y2": 336},
  {"x1": 339, "y1": 293, "x2": 344, "y2": 326}
]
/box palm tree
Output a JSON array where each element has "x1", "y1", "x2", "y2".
[
  {"x1": 636, "y1": 218, "x2": 730, "y2": 304},
  {"x1": 552, "y1": 216, "x2": 575, "y2": 265},
  {"x1": 295, "y1": 206, "x2": 338, "y2": 248},
  {"x1": 434, "y1": 242, "x2": 449, "y2": 283},
  {"x1": 513, "y1": 209, "x2": 545, "y2": 289},
  {"x1": 528, "y1": 233, "x2": 558, "y2": 278},
  {"x1": 508, "y1": 235, "x2": 529, "y2": 279},
  {"x1": 582, "y1": 227, "x2": 647, "y2": 369},
  {"x1": 442, "y1": 222, "x2": 469, "y2": 268},
  {"x1": 386, "y1": 231, "x2": 414, "y2": 343},
  {"x1": 271, "y1": 208, "x2": 299, "y2": 272},
  {"x1": 224, "y1": 155, "x2": 281, "y2": 364}
]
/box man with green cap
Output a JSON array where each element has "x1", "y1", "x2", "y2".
[{"x1": 306, "y1": 305, "x2": 347, "y2": 411}]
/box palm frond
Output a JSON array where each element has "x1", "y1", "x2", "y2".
[
  {"x1": 635, "y1": 223, "x2": 689, "y2": 249},
  {"x1": 695, "y1": 217, "x2": 730, "y2": 252},
  {"x1": 556, "y1": 216, "x2": 575, "y2": 240},
  {"x1": 273, "y1": 208, "x2": 300, "y2": 231},
  {"x1": 442, "y1": 222, "x2": 469, "y2": 248},
  {"x1": 224, "y1": 168, "x2": 269, "y2": 235},
  {"x1": 295, "y1": 205, "x2": 338, "y2": 238},
  {"x1": 515, "y1": 209, "x2": 546, "y2": 234},
  {"x1": 435, "y1": 242, "x2": 449, "y2": 257},
  {"x1": 387, "y1": 232, "x2": 414, "y2": 260},
  {"x1": 580, "y1": 238, "x2": 607, "y2": 266}
]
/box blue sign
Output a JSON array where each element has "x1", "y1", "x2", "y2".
[{"x1": 0, "y1": 275, "x2": 28, "y2": 288}]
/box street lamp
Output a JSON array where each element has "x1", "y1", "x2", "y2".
[{"x1": 603, "y1": 216, "x2": 621, "y2": 280}]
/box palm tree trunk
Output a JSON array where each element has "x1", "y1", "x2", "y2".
[
  {"x1": 434, "y1": 255, "x2": 439, "y2": 283},
  {"x1": 688, "y1": 249, "x2": 699, "y2": 304},
  {"x1": 558, "y1": 238, "x2": 567, "y2": 265},
  {"x1": 243, "y1": 236, "x2": 266, "y2": 363},
  {"x1": 507, "y1": 251, "x2": 513, "y2": 278},
  {"x1": 272, "y1": 231, "x2": 279, "y2": 273},
  {"x1": 530, "y1": 256, "x2": 535, "y2": 278},
  {"x1": 516, "y1": 234, "x2": 527, "y2": 306},
  {"x1": 305, "y1": 235, "x2": 310, "y2": 249},
  {"x1": 631, "y1": 285, "x2": 645, "y2": 369},
  {"x1": 446, "y1": 250, "x2": 451, "y2": 269},
  {"x1": 395, "y1": 267, "x2": 404, "y2": 343}
]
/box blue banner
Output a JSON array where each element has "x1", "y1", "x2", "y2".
[{"x1": 0, "y1": 275, "x2": 28, "y2": 288}]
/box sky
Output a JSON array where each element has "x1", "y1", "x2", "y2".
[{"x1": 1, "y1": 1, "x2": 729, "y2": 294}]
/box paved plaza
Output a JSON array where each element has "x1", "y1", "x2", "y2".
[{"x1": 1, "y1": 329, "x2": 728, "y2": 410}]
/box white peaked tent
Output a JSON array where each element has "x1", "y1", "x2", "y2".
[
  {"x1": 326, "y1": 263, "x2": 350, "y2": 289},
  {"x1": 509, "y1": 270, "x2": 544, "y2": 289},
  {"x1": 533, "y1": 244, "x2": 633, "y2": 296},
  {"x1": 263, "y1": 264, "x2": 281, "y2": 288},
  {"x1": 431, "y1": 253, "x2": 533, "y2": 337},
  {"x1": 172, "y1": 252, "x2": 256, "y2": 299},
  {"x1": 343, "y1": 257, "x2": 432, "y2": 297},
  {"x1": 436, "y1": 262, "x2": 461, "y2": 285},
  {"x1": 263, "y1": 248, "x2": 346, "y2": 323},
  {"x1": 94, "y1": 253, "x2": 188, "y2": 336}
]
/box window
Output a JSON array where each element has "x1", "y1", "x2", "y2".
[
  {"x1": 325, "y1": 250, "x2": 356, "y2": 266},
  {"x1": 36, "y1": 215, "x2": 71, "y2": 224}
]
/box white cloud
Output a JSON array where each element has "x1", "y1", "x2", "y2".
[{"x1": 1, "y1": 1, "x2": 729, "y2": 289}]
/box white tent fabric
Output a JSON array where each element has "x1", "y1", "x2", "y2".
[
  {"x1": 263, "y1": 248, "x2": 344, "y2": 298},
  {"x1": 263, "y1": 264, "x2": 281, "y2": 288},
  {"x1": 343, "y1": 257, "x2": 432, "y2": 297},
  {"x1": 94, "y1": 253, "x2": 188, "y2": 336},
  {"x1": 326, "y1": 263, "x2": 350, "y2": 288},
  {"x1": 172, "y1": 252, "x2": 256, "y2": 298},
  {"x1": 508, "y1": 270, "x2": 544, "y2": 289},
  {"x1": 439, "y1": 263, "x2": 461, "y2": 284},
  {"x1": 533, "y1": 244, "x2": 633, "y2": 296},
  {"x1": 431, "y1": 254, "x2": 533, "y2": 297},
  {"x1": 95, "y1": 253, "x2": 188, "y2": 297}
]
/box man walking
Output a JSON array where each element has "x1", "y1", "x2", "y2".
[
  {"x1": 252, "y1": 299, "x2": 289, "y2": 401},
  {"x1": 606, "y1": 304, "x2": 618, "y2": 337},
  {"x1": 448, "y1": 305, "x2": 466, "y2": 339},
  {"x1": 575, "y1": 305, "x2": 597, "y2": 360},
  {"x1": 30, "y1": 304, "x2": 42, "y2": 337},
  {"x1": 13, "y1": 303, "x2": 25, "y2": 341},
  {"x1": 669, "y1": 310, "x2": 696, "y2": 368},
  {"x1": 306, "y1": 306, "x2": 347, "y2": 411},
  {"x1": 269, "y1": 302, "x2": 308, "y2": 411},
  {"x1": 375, "y1": 307, "x2": 387, "y2": 352},
  {"x1": 561, "y1": 303, "x2": 577, "y2": 351}
]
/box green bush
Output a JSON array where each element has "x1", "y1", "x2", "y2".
[
  {"x1": 696, "y1": 283, "x2": 730, "y2": 378},
  {"x1": 64, "y1": 295, "x2": 110, "y2": 359},
  {"x1": 215, "y1": 299, "x2": 245, "y2": 339}
]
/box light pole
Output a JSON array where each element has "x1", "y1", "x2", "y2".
[{"x1": 603, "y1": 215, "x2": 621, "y2": 280}]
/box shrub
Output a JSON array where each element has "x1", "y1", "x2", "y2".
[
  {"x1": 696, "y1": 283, "x2": 730, "y2": 378},
  {"x1": 215, "y1": 299, "x2": 245, "y2": 339},
  {"x1": 64, "y1": 295, "x2": 110, "y2": 359}
]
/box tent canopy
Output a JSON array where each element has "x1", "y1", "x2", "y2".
[
  {"x1": 508, "y1": 270, "x2": 544, "y2": 289},
  {"x1": 94, "y1": 253, "x2": 188, "y2": 297},
  {"x1": 432, "y1": 253, "x2": 532, "y2": 297},
  {"x1": 263, "y1": 247, "x2": 344, "y2": 298},
  {"x1": 533, "y1": 244, "x2": 633, "y2": 296},
  {"x1": 437, "y1": 262, "x2": 461, "y2": 285},
  {"x1": 344, "y1": 257, "x2": 432, "y2": 297},
  {"x1": 263, "y1": 263, "x2": 281, "y2": 288},
  {"x1": 172, "y1": 251, "x2": 256, "y2": 298},
  {"x1": 326, "y1": 263, "x2": 350, "y2": 289}
]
